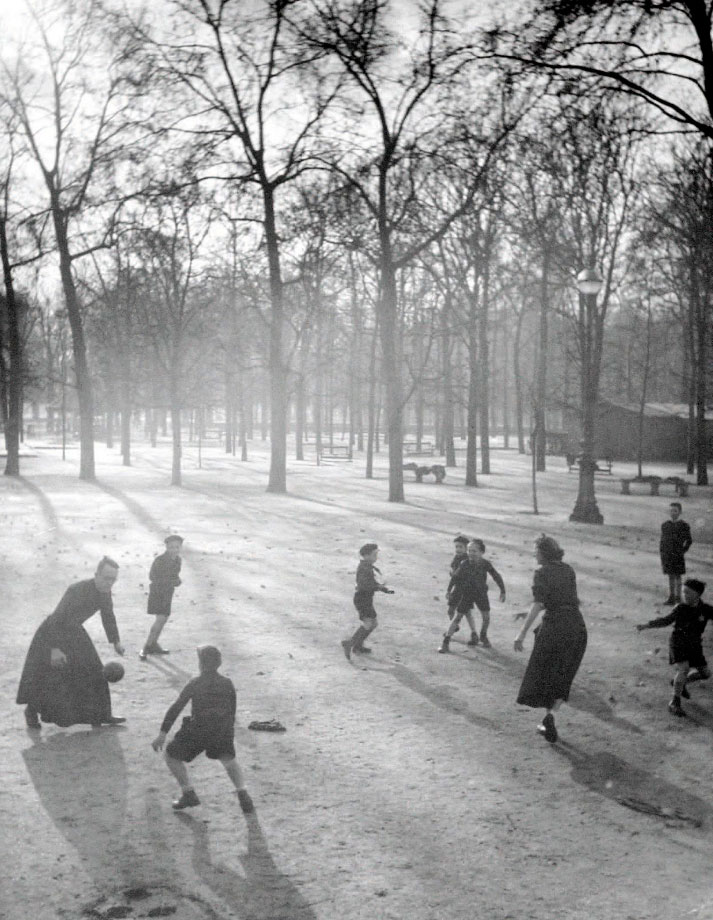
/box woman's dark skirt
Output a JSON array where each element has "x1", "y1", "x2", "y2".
[
  {"x1": 16, "y1": 616, "x2": 112, "y2": 726},
  {"x1": 517, "y1": 607, "x2": 587, "y2": 709}
]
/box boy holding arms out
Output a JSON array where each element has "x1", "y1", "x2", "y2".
[
  {"x1": 637, "y1": 578, "x2": 713, "y2": 717},
  {"x1": 151, "y1": 644, "x2": 254, "y2": 813},
  {"x1": 439, "y1": 539, "x2": 505, "y2": 653},
  {"x1": 140, "y1": 535, "x2": 184, "y2": 660},
  {"x1": 659, "y1": 503, "x2": 692, "y2": 605},
  {"x1": 341, "y1": 543, "x2": 394, "y2": 660}
]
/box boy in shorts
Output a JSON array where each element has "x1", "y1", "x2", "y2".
[
  {"x1": 439, "y1": 539, "x2": 505, "y2": 652},
  {"x1": 341, "y1": 543, "x2": 394, "y2": 660},
  {"x1": 636, "y1": 578, "x2": 713, "y2": 717},
  {"x1": 151, "y1": 645, "x2": 254, "y2": 813},
  {"x1": 140, "y1": 535, "x2": 183, "y2": 659}
]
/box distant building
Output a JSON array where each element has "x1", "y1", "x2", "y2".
[{"x1": 594, "y1": 400, "x2": 713, "y2": 462}]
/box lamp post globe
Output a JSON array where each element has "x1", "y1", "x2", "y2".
[{"x1": 570, "y1": 267, "x2": 604, "y2": 525}]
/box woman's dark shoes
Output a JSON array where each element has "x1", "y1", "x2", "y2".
[{"x1": 537, "y1": 713, "x2": 558, "y2": 743}]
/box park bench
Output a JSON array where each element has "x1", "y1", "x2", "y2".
[
  {"x1": 566, "y1": 453, "x2": 613, "y2": 475},
  {"x1": 619, "y1": 475, "x2": 690, "y2": 497},
  {"x1": 403, "y1": 462, "x2": 446, "y2": 483},
  {"x1": 318, "y1": 444, "x2": 351, "y2": 460},
  {"x1": 404, "y1": 440, "x2": 435, "y2": 456}
]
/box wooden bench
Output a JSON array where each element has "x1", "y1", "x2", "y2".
[
  {"x1": 404, "y1": 440, "x2": 435, "y2": 456},
  {"x1": 566, "y1": 453, "x2": 613, "y2": 475},
  {"x1": 620, "y1": 476, "x2": 690, "y2": 497},
  {"x1": 403, "y1": 462, "x2": 446, "y2": 483},
  {"x1": 318, "y1": 444, "x2": 351, "y2": 460}
]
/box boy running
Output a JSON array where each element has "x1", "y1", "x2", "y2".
[
  {"x1": 636, "y1": 578, "x2": 713, "y2": 717},
  {"x1": 439, "y1": 539, "x2": 505, "y2": 652},
  {"x1": 445, "y1": 535, "x2": 469, "y2": 627},
  {"x1": 341, "y1": 543, "x2": 394, "y2": 660}
]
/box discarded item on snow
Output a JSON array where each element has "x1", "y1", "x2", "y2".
[{"x1": 248, "y1": 719, "x2": 286, "y2": 732}]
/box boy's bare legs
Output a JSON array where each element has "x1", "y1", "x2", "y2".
[
  {"x1": 166, "y1": 753, "x2": 200, "y2": 809},
  {"x1": 141, "y1": 614, "x2": 169, "y2": 657},
  {"x1": 222, "y1": 757, "x2": 255, "y2": 812},
  {"x1": 478, "y1": 608, "x2": 491, "y2": 646},
  {"x1": 166, "y1": 753, "x2": 193, "y2": 792},
  {"x1": 670, "y1": 660, "x2": 689, "y2": 715},
  {"x1": 666, "y1": 575, "x2": 681, "y2": 604}
]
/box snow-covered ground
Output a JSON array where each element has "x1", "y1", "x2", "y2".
[{"x1": 2, "y1": 440, "x2": 712, "y2": 920}]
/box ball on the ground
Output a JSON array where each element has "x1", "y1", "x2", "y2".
[{"x1": 103, "y1": 660, "x2": 125, "y2": 683}]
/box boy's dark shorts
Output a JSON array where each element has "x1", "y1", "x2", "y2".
[
  {"x1": 455, "y1": 591, "x2": 490, "y2": 615},
  {"x1": 354, "y1": 591, "x2": 376, "y2": 619},
  {"x1": 166, "y1": 716, "x2": 236, "y2": 762},
  {"x1": 669, "y1": 638, "x2": 707, "y2": 670}
]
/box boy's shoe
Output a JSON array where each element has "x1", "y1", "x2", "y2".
[
  {"x1": 138, "y1": 649, "x2": 148, "y2": 661},
  {"x1": 104, "y1": 716, "x2": 127, "y2": 725},
  {"x1": 238, "y1": 790, "x2": 255, "y2": 814},
  {"x1": 668, "y1": 698, "x2": 686, "y2": 717},
  {"x1": 537, "y1": 713, "x2": 558, "y2": 743},
  {"x1": 148, "y1": 644, "x2": 170, "y2": 655},
  {"x1": 173, "y1": 790, "x2": 200, "y2": 810},
  {"x1": 438, "y1": 636, "x2": 450, "y2": 653},
  {"x1": 353, "y1": 646, "x2": 372, "y2": 654},
  {"x1": 467, "y1": 634, "x2": 479, "y2": 647},
  {"x1": 340, "y1": 639, "x2": 352, "y2": 661},
  {"x1": 479, "y1": 636, "x2": 492, "y2": 649},
  {"x1": 24, "y1": 706, "x2": 41, "y2": 730}
]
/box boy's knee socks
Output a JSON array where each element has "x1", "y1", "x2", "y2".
[{"x1": 351, "y1": 625, "x2": 370, "y2": 650}]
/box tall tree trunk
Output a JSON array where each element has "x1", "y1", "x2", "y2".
[
  {"x1": 170, "y1": 396, "x2": 182, "y2": 486},
  {"x1": 465, "y1": 297, "x2": 479, "y2": 487},
  {"x1": 441, "y1": 303, "x2": 456, "y2": 467},
  {"x1": 513, "y1": 306, "x2": 526, "y2": 454},
  {"x1": 263, "y1": 185, "x2": 287, "y2": 493},
  {"x1": 0, "y1": 215, "x2": 21, "y2": 476},
  {"x1": 120, "y1": 376, "x2": 131, "y2": 466},
  {"x1": 52, "y1": 205, "x2": 95, "y2": 480},
  {"x1": 535, "y1": 248, "x2": 550, "y2": 473},
  {"x1": 365, "y1": 317, "x2": 378, "y2": 479},
  {"x1": 479, "y1": 255, "x2": 492, "y2": 474}
]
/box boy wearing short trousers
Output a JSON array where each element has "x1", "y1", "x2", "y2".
[
  {"x1": 151, "y1": 645, "x2": 254, "y2": 813},
  {"x1": 341, "y1": 543, "x2": 394, "y2": 660}
]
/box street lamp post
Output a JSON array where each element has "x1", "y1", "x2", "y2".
[{"x1": 569, "y1": 268, "x2": 604, "y2": 525}]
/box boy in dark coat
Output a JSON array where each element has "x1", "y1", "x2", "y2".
[
  {"x1": 341, "y1": 543, "x2": 394, "y2": 660},
  {"x1": 140, "y1": 535, "x2": 183, "y2": 660},
  {"x1": 439, "y1": 539, "x2": 505, "y2": 652},
  {"x1": 637, "y1": 578, "x2": 713, "y2": 717},
  {"x1": 445, "y1": 535, "x2": 469, "y2": 626},
  {"x1": 659, "y1": 503, "x2": 692, "y2": 604},
  {"x1": 151, "y1": 645, "x2": 254, "y2": 813}
]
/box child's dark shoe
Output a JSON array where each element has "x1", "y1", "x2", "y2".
[
  {"x1": 138, "y1": 649, "x2": 148, "y2": 661},
  {"x1": 537, "y1": 713, "x2": 558, "y2": 743},
  {"x1": 466, "y1": 634, "x2": 479, "y2": 647},
  {"x1": 670, "y1": 679, "x2": 690, "y2": 699},
  {"x1": 479, "y1": 636, "x2": 492, "y2": 649},
  {"x1": 173, "y1": 790, "x2": 200, "y2": 810},
  {"x1": 668, "y1": 699, "x2": 686, "y2": 717},
  {"x1": 238, "y1": 790, "x2": 254, "y2": 813},
  {"x1": 438, "y1": 636, "x2": 450, "y2": 653},
  {"x1": 353, "y1": 646, "x2": 372, "y2": 654},
  {"x1": 24, "y1": 706, "x2": 41, "y2": 730}
]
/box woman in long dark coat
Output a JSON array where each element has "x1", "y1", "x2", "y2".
[
  {"x1": 17, "y1": 557, "x2": 126, "y2": 729},
  {"x1": 514, "y1": 535, "x2": 587, "y2": 743}
]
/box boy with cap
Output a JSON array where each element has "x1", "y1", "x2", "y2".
[
  {"x1": 659, "y1": 502, "x2": 692, "y2": 604},
  {"x1": 439, "y1": 539, "x2": 505, "y2": 653},
  {"x1": 341, "y1": 543, "x2": 394, "y2": 660},
  {"x1": 636, "y1": 578, "x2": 713, "y2": 717},
  {"x1": 140, "y1": 535, "x2": 183, "y2": 660},
  {"x1": 151, "y1": 644, "x2": 254, "y2": 813}
]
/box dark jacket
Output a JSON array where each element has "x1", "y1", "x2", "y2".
[
  {"x1": 160, "y1": 670, "x2": 236, "y2": 734},
  {"x1": 448, "y1": 558, "x2": 505, "y2": 600}
]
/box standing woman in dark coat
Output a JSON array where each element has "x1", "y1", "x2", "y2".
[
  {"x1": 17, "y1": 557, "x2": 125, "y2": 729},
  {"x1": 514, "y1": 535, "x2": 587, "y2": 743}
]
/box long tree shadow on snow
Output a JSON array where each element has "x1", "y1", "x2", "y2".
[
  {"x1": 93, "y1": 479, "x2": 167, "y2": 539},
  {"x1": 554, "y1": 740, "x2": 713, "y2": 830},
  {"x1": 387, "y1": 662, "x2": 500, "y2": 731},
  {"x1": 175, "y1": 811, "x2": 317, "y2": 920},
  {"x1": 17, "y1": 475, "x2": 75, "y2": 545}
]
